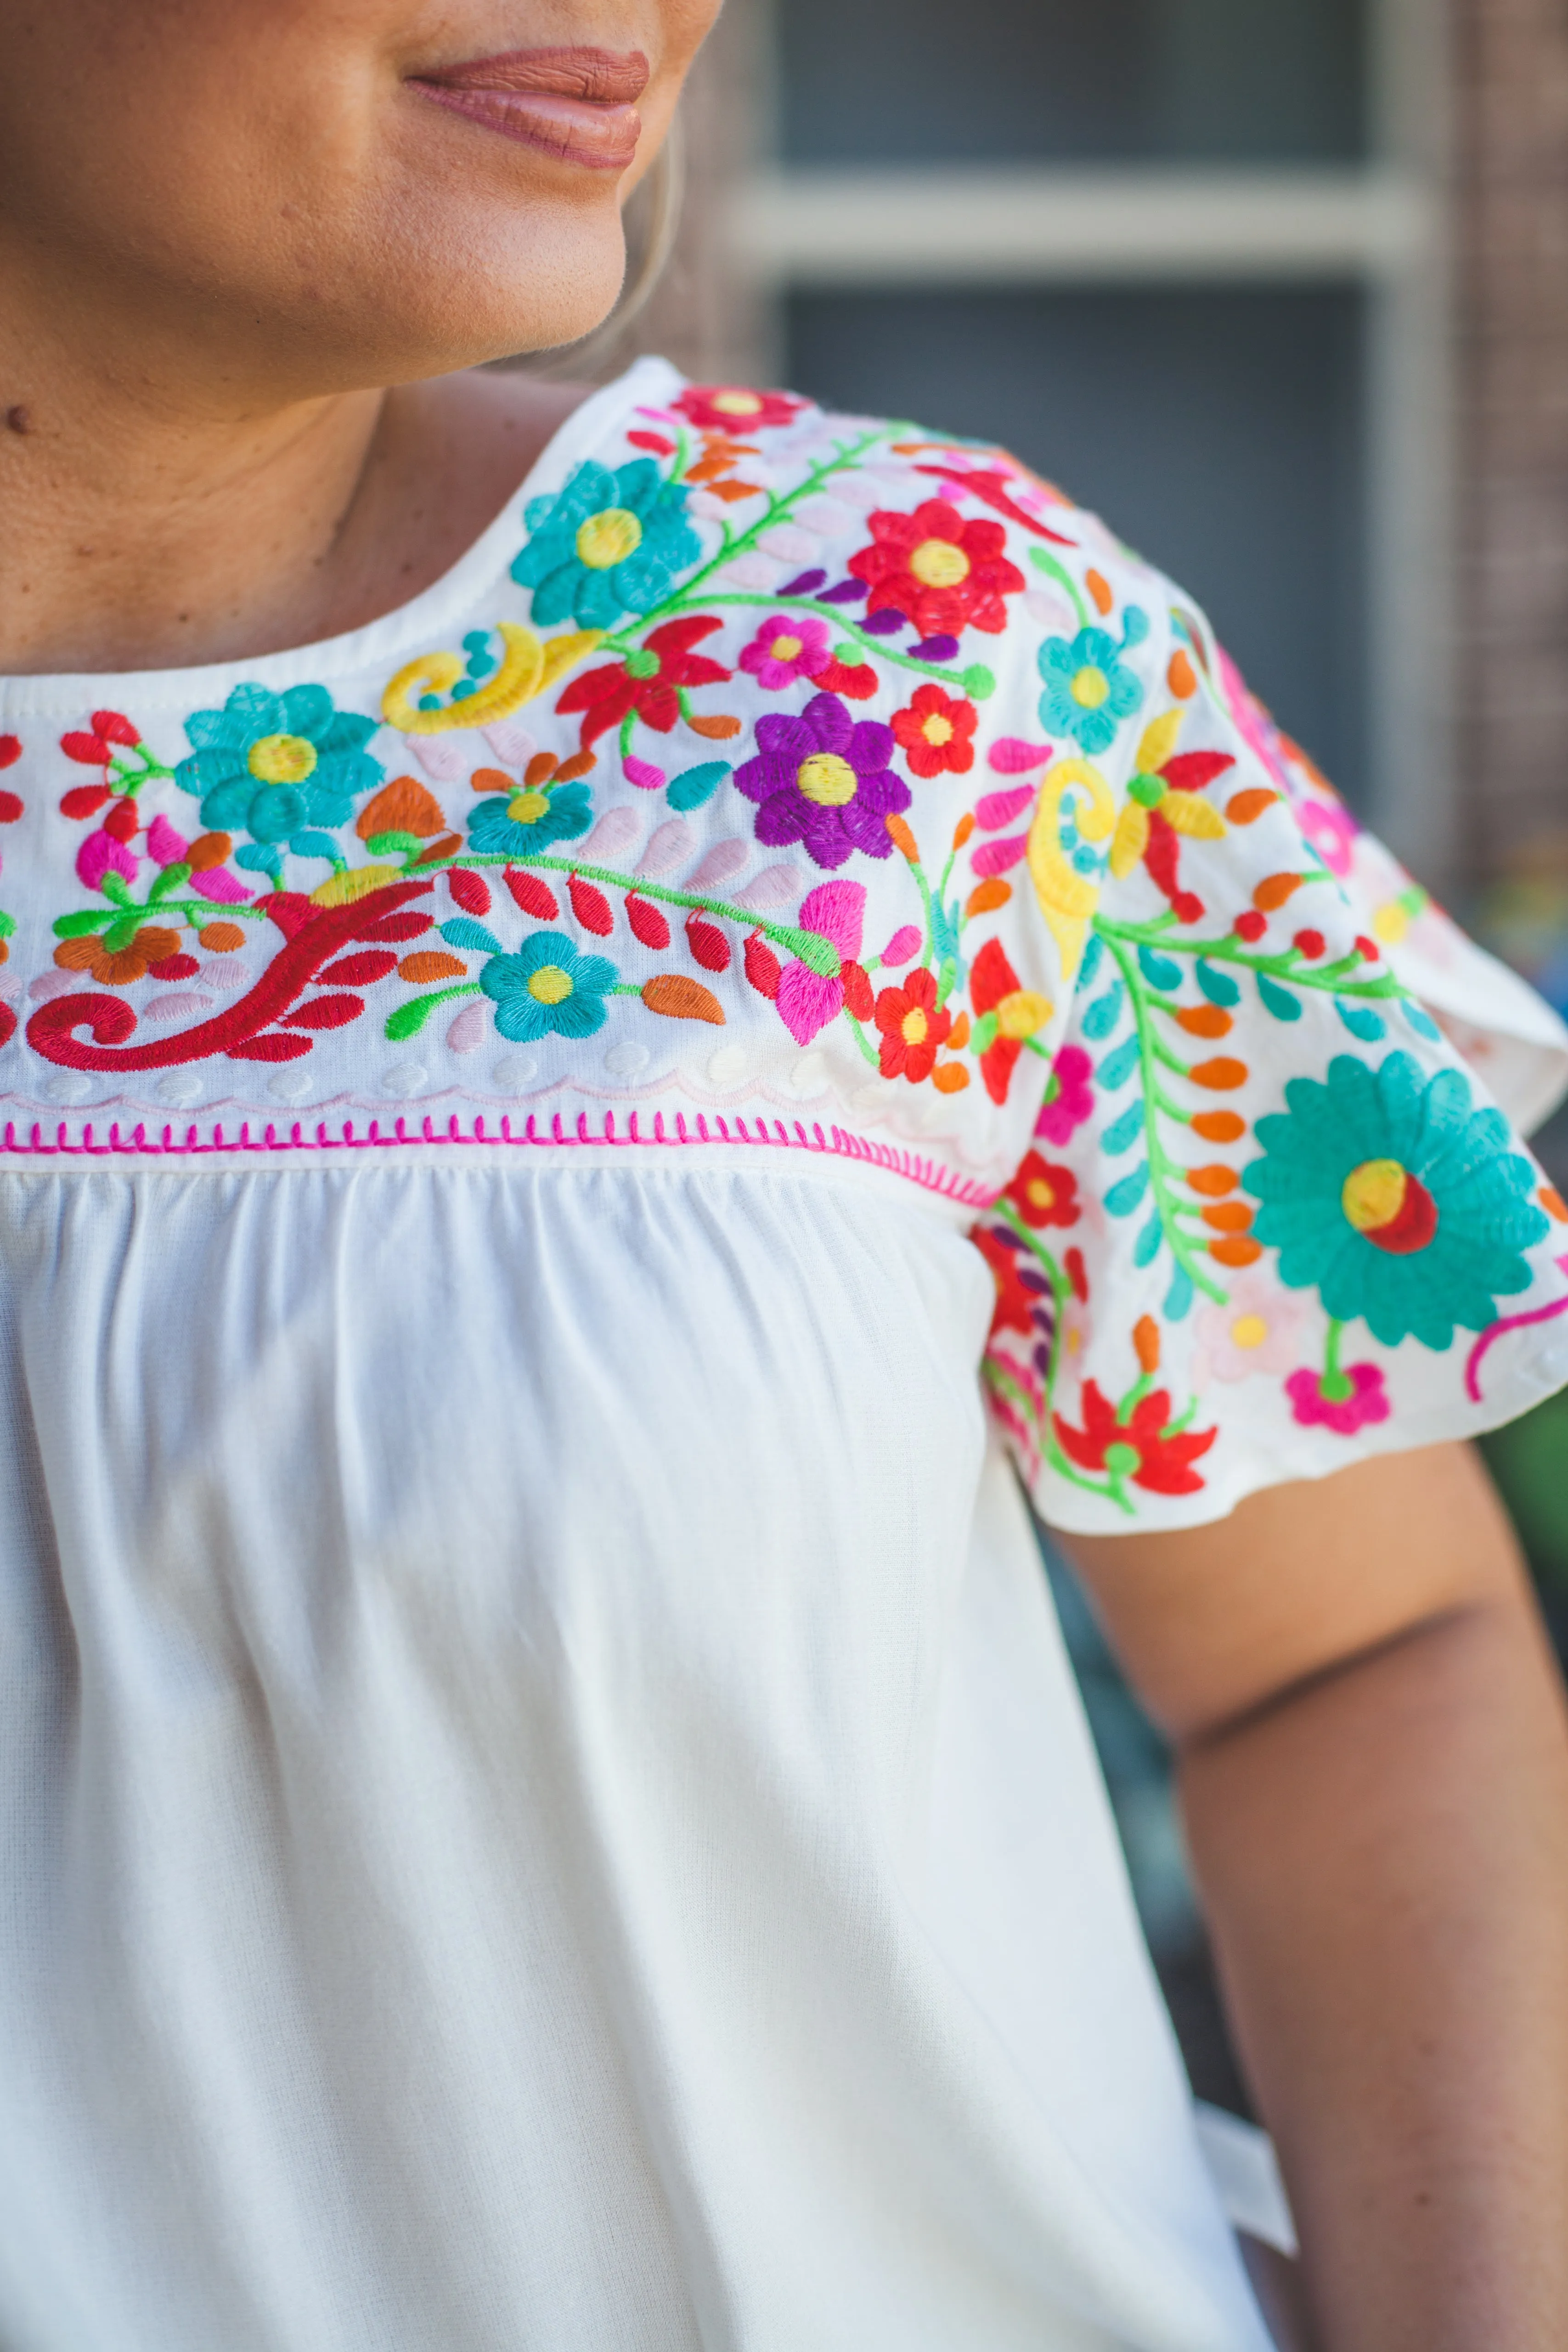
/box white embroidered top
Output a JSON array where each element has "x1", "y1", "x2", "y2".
[{"x1": 0, "y1": 357, "x2": 1563, "y2": 2351}]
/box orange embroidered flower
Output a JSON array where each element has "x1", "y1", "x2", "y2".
[
  {"x1": 874, "y1": 965, "x2": 952, "y2": 1083},
  {"x1": 890, "y1": 684, "x2": 978, "y2": 779},
  {"x1": 54, "y1": 924, "x2": 182, "y2": 987}
]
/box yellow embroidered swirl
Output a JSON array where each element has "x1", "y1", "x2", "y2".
[
  {"x1": 382, "y1": 624, "x2": 601, "y2": 736},
  {"x1": 1026, "y1": 756, "x2": 1117, "y2": 982}
]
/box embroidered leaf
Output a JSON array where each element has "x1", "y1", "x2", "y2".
[
  {"x1": 357, "y1": 777, "x2": 446, "y2": 841},
  {"x1": 504, "y1": 868, "x2": 559, "y2": 921},
  {"x1": 1226, "y1": 787, "x2": 1278, "y2": 826},
  {"x1": 1196, "y1": 959, "x2": 1241, "y2": 1008},
  {"x1": 399, "y1": 952, "x2": 468, "y2": 983},
  {"x1": 743, "y1": 932, "x2": 781, "y2": 999},
  {"x1": 581, "y1": 807, "x2": 642, "y2": 863},
  {"x1": 61, "y1": 785, "x2": 112, "y2": 820},
  {"x1": 626, "y1": 893, "x2": 672, "y2": 949},
  {"x1": 440, "y1": 917, "x2": 503, "y2": 955},
  {"x1": 446, "y1": 999, "x2": 488, "y2": 1053},
  {"x1": 965, "y1": 878, "x2": 1012, "y2": 916},
  {"x1": 666, "y1": 761, "x2": 730, "y2": 813},
  {"x1": 1104, "y1": 1164, "x2": 1150, "y2": 1218},
  {"x1": 1097, "y1": 1033, "x2": 1141, "y2": 1091},
  {"x1": 685, "y1": 914, "x2": 731, "y2": 972},
  {"x1": 1078, "y1": 933, "x2": 1104, "y2": 990},
  {"x1": 880, "y1": 925, "x2": 922, "y2": 967},
  {"x1": 447, "y1": 869, "x2": 492, "y2": 917},
  {"x1": 974, "y1": 784, "x2": 1038, "y2": 829},
  {"x1": 1102, "y1": 1100, "x2": 1145, "y2": 1156},
  {"x1": 568, "y1": 874, "x2": 614, "y2": 935},
  {"x1": 366, "y1": 831, "x2": 423, "y2": 858},
  {"x1": 841, "y1": 960, "x2": 874, "y2": 1022},
  {"x1": 1137, "y1": 947, "x2": 1182, "y2": 991},
  {"x1": 282, "y1": 993, "x2": 365, "y2": 1031},
  {"x1": 1161, "y1": 751, "x2": 1235, "y2": 793},
  {"x1": 684, "y1": 840, "x2": 749, "y2": 893},
  {"x1": 1256, "y1": 974, "x2": 1303, "y2": 1022},
  {"x1": 1132, "y1": 1210, "x2": 1164, "y2": 1267},
  {"x1": 1080, "y1": 981, "x2": 1124, "y2": 1041},
  {"x1": 732, "y1": 864, "x2": 804, "y2": 911},
  {"x1": 320, "y1": 950, "x2": 399, "y2": 986},
  {"x1": 970, "y1": 833, "x2": 1030, "y2": 878},
  {"x1": 227, "y1": 1032, "x2": 313, "y2": 1061},
  {"x1": 1401, "y1": 1002, "x2": 1440, "y2": 1041},
  {"x1": 986, "y1": 739, "x2": 1052, "y2": 776},
  {"x1": 147, "y1": 863, "x2": 194, "y2": 904},
  {"x1": 1164, "y1": 1263, "x2": 1195, "y2": 1321},
  {"x1": 385, "y1": 991, "x2": 450, "y2": 1041},
  {"x1": 1337, "y1": 998, "x2": 1388, "y2": 1043},
  {"x1": 288, "y1": 829, "x2": 343, "y2": 865},
  {"x1": 642, "y1": 974, "x2": 724, "y2": 1024},
  {"x1": 624, "y1": 756, "x2": 666, "y2": 792},
  {"x1": 354, "y1": 910, "x2": 434, "y2": 943},
  {"x1": 637, "y1": 819, "x2": 695, "y2": 876}
]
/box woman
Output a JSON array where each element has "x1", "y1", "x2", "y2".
[{"x1": 1, "y1": 6, "x2": 1565, "y2": 2348}]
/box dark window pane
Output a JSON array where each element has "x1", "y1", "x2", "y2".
[
  {"x1": 778, "y1": 0, "x2": 1369, "y2": 167},
  {"x1": 785, "y1": 286, "x2": 1368, "y2": 803}
]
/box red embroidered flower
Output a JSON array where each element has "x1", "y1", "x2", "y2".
[
  {"x1": 1053, "y1": 1381, "x2": 1217, "y2": 1497},
  {"x1": 874, "y1": 964, "x2": 952, "y2": 1083},
  {"x1": 891, "y1": 684, "x2": 978, "y2": 779},
  {"x1": 1004, "y1": 1151, "x2": 1080, "y2": 1230},
  {"x1": 672, "y1": 385, "x2": 806, "y2": 434},
  {"x1": 556, "y1": 616, "x2": 732, "y2": 751},
  {"x1": 969, "y1": 937, "x2": 1052, "y2": 1105},
  {"x1": 974, "y1": 1227, "x2": 1035, "y2": 1339},
  {"x1": 848, "y1": 500, "x2": 1024, "y2": 641}
]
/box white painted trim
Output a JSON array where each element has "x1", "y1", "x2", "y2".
[{"x1": 733, "y1": 167, "x2": 1437, "y2": 287}]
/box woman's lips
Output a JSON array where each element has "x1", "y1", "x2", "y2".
[{"x1": 411, "y1": 45, "x2": 649, "y2": 170}]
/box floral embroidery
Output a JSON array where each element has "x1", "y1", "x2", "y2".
[
  {"x1": 512, "y1": 458, "x2": 701, "y2": 629},
  {"x1": 6, "y1": 361, "x2": 1563, "y2": 1534},
  {"x1": 1246, "y1": 1054, "x2": 1547, "y2": 1348},
  {"x1": 734, "y1": 693, "x2": 908, "y2": 872},
  {"x1": 848, "y1": 498, "x2": 1024, "y2": 645}
]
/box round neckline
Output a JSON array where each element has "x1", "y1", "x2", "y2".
[{"x1": 0, "y1": 354, "x2": 682, "y2": 721}]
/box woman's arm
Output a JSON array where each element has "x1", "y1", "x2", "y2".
[{"x1": 1063, "y1": 1441, "x2": 1568, "y2": 2352}]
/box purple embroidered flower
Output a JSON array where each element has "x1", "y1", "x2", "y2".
[
  {"x1": 734, "y1": 691, "x2": 910, "y2": 872},
  {"x1": 738, "y1": 613, "x2": 833, "y2": 693},
  {"x1": 1285, "y1": 1362, "x2": 1392, "y2": 1435},
  {"x1": 76, "y1": 827, "x2": 138, "y2": 893},
  {"x1": 1034, "y1": 1044, "x2": 1095, "y2": 1145}
]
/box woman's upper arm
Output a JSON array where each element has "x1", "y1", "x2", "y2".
[{"x1": 1055, "y1": 1441, "x2": 1534, "y2": 1747}]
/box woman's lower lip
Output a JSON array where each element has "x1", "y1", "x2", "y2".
[{"x1": 412, "y1": 84, "x2": 642, "y2": 170}]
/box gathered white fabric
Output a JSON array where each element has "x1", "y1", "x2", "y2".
[{"x1": 0, "y1": 1155, "x2": 1269, "y2": 2350}]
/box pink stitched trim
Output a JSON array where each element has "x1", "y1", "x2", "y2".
[
  {"x1": 1464, "y1": 1252, "x2": 1568, "y2": 1401},
  {"x1": 0, "y1": 1109, "x2": 999, "y2": 1207}
]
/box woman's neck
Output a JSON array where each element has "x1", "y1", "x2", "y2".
[{"x1": 0, "y1": 345, "x2": 589, "y2": 679}]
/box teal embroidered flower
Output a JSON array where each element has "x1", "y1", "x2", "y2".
[
  {"x1": 1038, "y1": 616, "x2": 1146, "y2": 755},
  {"x1": 511, "y1": 459, "x2": 702, "y2": 630},
  {"x1": 482, "y1": 931, "x2": 618, "y2": 1043},
  {"x1": 1243, "y1": 1051, "x2": 1549, "y2": 1349},
  {"x1": 176, "y1": 683, "x2": 382, "y2": 853},
  {"x1": 468, "y1": 778, "x2": 593, "y2": 857}
]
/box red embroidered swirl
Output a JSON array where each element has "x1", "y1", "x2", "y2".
[{"x1": 27, "y1": 879, "x2": 434, "y2": 1071}]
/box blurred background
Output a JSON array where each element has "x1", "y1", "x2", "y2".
[{"x1": 599, "y1": 0, "x2": 1568, "y2": 2115}]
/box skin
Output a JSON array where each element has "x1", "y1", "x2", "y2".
[{"x1": 2, "y1": 5, "x2": 1567, "y2": 2345}]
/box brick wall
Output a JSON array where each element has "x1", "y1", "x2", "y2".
[{"x1": 1457, "y1": 0, "x2": 1568, "y2": 879}]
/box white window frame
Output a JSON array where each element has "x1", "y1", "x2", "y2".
[{"x1": 727, "y1": 0, "x2": 1454, "y2": 883}]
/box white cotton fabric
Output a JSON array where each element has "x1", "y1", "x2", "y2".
[{"x1": 0, "y1": 1153, "x2": 1271, "y2": 2351}]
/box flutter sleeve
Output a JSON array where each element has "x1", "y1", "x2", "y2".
[{"x1": 975, "y1": 589, "x2": 1568, "y2": 1535}]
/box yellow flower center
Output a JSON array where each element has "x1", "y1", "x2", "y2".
[
  {"x1": 1026, "y1": 1176, "x2": 1057, "y2": 1213},
  {"x1": 1230, "y1": 1313, "x2": 1269, "y2": 1350},
  {"x1": 1342, "y1": 1158, "x2": 1408, "y2": 1234},
  {"x1": 248, "y1": 732, "x2": 318, "y2": 785},
  {"x1": 995, "y1": 988, "x2": 1052, "y2": 1041},
  {"x1": 711, "y1": 389, "x2": 763, "y2": 416},
  {"x1": 1373, "y1": 901, "x2": 1409, "y2": 945},
  {"x1": 908, "y1": 536, "x2": 970, "y2": 590},
  {"x1": 901, "y1": 1006, "x2": 930, "y2": 1046},
  {"x1": 797, "y1": 751, "x2": 858, "y2": 808},
  {"x1": 575, "y1": 507, "x2": 644, "y2": 571},
  {"x1": 770, "y1": 634, "x2": 803, "y2": 661},
  {"x1": 1070, "y1": 666, "x2": 1111, "y2": 711},
  {"x1": 508, "y1": 790, "x2": 552, "y2": 825},
  {"x1": 921, "y1": 712, "x2": 955, "y2": 746},
  {"x1": 527, "y1": 964, "x2": 574, "y2": 1006}
]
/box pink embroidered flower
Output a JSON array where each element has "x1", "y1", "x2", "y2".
[
  {"x1": 1193, "y1": 1275, "x2": 1305, "y2": 1384},
  {"x1": 75, "y1": 826, "x2": 138, "y2": 893},
  {"x1": 1286, "y1": 1362, "x2": 1392, "y2": 1435},
  {"x1": 774, "y1": 879, "x2": 867, "y2": 1047},
  {"x1": 1034, "y1": 1045, "x2": 1095, "y2": 1145},
  {"x1": 739, "y1": 614, "x2": 833, "y2": 692},
  {"x1": 1297, "y1": 795, "x2": 1359, "y2": 880}
]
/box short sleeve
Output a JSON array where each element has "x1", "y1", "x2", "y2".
[{"x1": 976, "y1": 594, "x2": 1568, "y2": 1535}]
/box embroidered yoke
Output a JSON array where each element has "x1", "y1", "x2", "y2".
[{"x1": 0, "y1": 357, "x2": 1563, "y2": 2352}]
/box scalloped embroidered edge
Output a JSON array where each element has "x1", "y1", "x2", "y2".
[{"x1": 0, "y1": 1109, "x2": 1000, "y2": 1205}]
